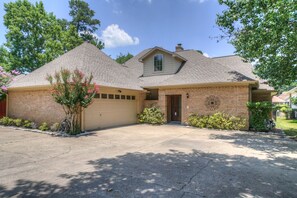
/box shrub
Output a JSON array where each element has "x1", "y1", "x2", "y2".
[
  {"x1": 23, "y1": 120, "x2": 33, "y2": 128},
  {"x1": 0, "y1": 117, "x2": 10, "y2": 126},
  {"x1": 188, "y1": 112, "x2": 246, "y2": 130},
  {"x1": 50, "y1": 122, "x2": 60, "y2": 132},
  {"x1": 13, "y1": 119, "x2": 23, "y2": 127},
  {"x1": 38, "y1": 122, "x2": 49, "y2": 131},
  {"x1": 138, "y1": 107, "x2": 165, "y2": 125},
  {"x1": 247, "y1": 102, "x2": 273, "y2": 131}
]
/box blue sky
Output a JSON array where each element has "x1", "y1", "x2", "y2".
[{"x1": 0, "y1": 0, "x2": 235, "y2": 58}]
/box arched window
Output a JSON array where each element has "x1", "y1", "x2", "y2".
[{"x1": 154, "y1": 54, "x2": 163, "y2": 71}]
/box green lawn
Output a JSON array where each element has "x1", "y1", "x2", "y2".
[{"x1": 276, "y1": 117, "x2": 297, "y2": 137}]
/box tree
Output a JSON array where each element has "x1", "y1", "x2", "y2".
[
  {"x1": 0, "y1": 66, "x2": 20, "y2": 101},
  {"x1": 69, "y1": 0, "x2": 104, "y2": 49},
  {"x1": 115, "y1": 53, "x2": 134, "y2": 64},
  {"x1": 46, "y1": 69, "x2": 98, "y2": 134},
  {"x1": 3, "y1": 0, "x2": 83, "y2": 73},
  {"x1": 216, "y1": 0, "x2": 297, "y2": 90}
]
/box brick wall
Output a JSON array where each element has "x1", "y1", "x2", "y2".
[
  {"x1": 252, "y1": 91, "x2": 272, "y2": 102},
  {"x1": 8, "y1": 89, "x2": 65, "y2": 125},
  {"x1": 144, "y1": 85, "x2": 250, "y2": 129}
]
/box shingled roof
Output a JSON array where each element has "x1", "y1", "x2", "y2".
[
  {"x1": 10, "y1": 43, "x2": 273, "y2": 91},
  {"x1": 9, "y1": 42, "x2": 142, "y2": 90},
  {"x1": 125, "y1": 49, "x2": 258, "y2": 88},
  {"x1": 212, "y1": 55, "x2": 274, "y2": 90}
]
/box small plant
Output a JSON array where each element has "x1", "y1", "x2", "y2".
[
  {"x1": 13, "y1": 119, "x2": 23, "y2": 127},
  {"x1": 38, "y1": 122, "x2": 49, "y2": 131},
  {"x1": 50, "y1": 122, "x2": 60, "y2": 132},
  {"x1": 188, "y1": 112, "x2": 246, "y2": 130},
  {"x1": 23, "y1": 120, "x2": 33, "y2": 128},
  {"x1": 0, "y1": 117, "x2": 10, "y2": 126},
  {"x1": 138, "y1": 106, "x2": 165, "y2": 125}
]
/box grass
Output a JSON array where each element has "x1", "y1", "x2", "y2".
[{"x1": 276, "y1": 117, "x2": 297, "y2": 137}]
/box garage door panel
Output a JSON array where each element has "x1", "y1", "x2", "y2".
[{"x1": 84, "y1": 98, "x2": 137, "y2": 130}]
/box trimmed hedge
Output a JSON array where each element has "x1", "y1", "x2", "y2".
[{"x1": 188, "y1": 112, "x2": 246, "y2": 130}]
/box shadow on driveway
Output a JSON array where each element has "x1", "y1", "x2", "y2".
[{"x1": 0, "y1": 149, "x2": 296, "y2": 197}]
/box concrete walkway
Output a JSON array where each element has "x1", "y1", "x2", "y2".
[{"x1": 0, "y1": 125, "x2": 296, "y2": 197}]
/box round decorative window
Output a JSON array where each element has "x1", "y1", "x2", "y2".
[{"x1": 205, "y1": 95, "x2": 220, "y2": 111}]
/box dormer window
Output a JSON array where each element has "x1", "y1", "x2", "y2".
[{"x1": 154, "y1": 54, "x2": 163, "y2": 71}]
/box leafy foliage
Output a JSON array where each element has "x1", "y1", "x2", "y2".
[
  {"x1": 69, "y1": 0, "x2": 104, "y2": 49},
  {"x1": 22, "y1": 120, "x2": 33, "y2": 128},
  {"x1": 217, "y1": 0, "x2": 297, "y2": 90},
  {"x1": 291, "y1": 96, "x2": 297, "y2": 105},
  {"x1": 47, "y1": 69, "x2": 98, "y2": 134},
  {"x1": 138, "y1": 107, "x2": 165, "y2": 125},
  {"x1": 115, "y1": 53, "x2": 134, "y2": 64},
  {"x1": 3, "y1": 0, "x2": 83, "y2": 73},
  {"x1": 38, "y1": 122, "x2": 49, "y2": 131},
  {"x1": 2, "y1": 0, "x2": 104, "y2": 73},
  {"x1": 246, "y1": 102, "x2": 273, "y2": 131},
  {"x1": 0, "y1": 117, "x2": 13, "y2": 126},
  {"x1": 13, "y1": 119, "x2": 23, "y2": 127},
  {"x1": 0, "y1": 66, "x2": 20, "y2": 100},
  {"x1": 188, "y1": 112, "x2": 246, "y2": 130}
]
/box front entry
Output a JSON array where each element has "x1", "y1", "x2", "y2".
[{"x1": 167, "y1": 95, "x2": 181, "y2": 122}]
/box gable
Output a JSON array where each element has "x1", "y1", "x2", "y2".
[{"x1": 142, "y1": 49, "x2": 184, "y2": 77}]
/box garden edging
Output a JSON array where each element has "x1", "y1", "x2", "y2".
[{"x1": 0, "y1": 126, "x2": 95, "y2": 137}]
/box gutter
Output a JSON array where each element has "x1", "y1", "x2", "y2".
[{"x1": 142, "y1": 81, "x2": 258, "y2": 89}]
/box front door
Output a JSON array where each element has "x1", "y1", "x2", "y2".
[{"x1": 171, "y1": 95, "x2": 181, "y2": 121}]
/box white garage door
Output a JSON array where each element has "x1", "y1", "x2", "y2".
[{"x1": 84, "y1": 94, "x2": 137, "y2": 130}]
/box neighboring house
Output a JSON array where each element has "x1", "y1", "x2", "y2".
[
  {"x1": 272, "y1": 88, "x2": 297, "y2": 108},
  {"x1": 272, "y1": 94, "x2": 290, "y2": 105},
  {"x1": 7, "y1": 43, "x2": 274, "y2": 131},
  {"x1": 284, "y1": 87, "x2": 297, "y2": 109}
]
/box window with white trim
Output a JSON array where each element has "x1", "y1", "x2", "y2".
[{"x1": 154, "y1": 54, "x2": 163, "y2": 71}]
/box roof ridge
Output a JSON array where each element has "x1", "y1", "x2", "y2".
[{"x1": 212, "y1": 55, "x2": 238, "y2": 59}]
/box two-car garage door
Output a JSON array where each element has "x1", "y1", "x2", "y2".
[{"x1": 84, "y1": 93, "x2": 138, "y2": 131}]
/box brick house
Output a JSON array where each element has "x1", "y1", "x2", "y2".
[{"x1": 7, "y1": 42, "x2": 274, "y2": 131}]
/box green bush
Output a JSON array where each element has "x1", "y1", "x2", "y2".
[
  {"x1": 0, "y1": 117, "x2": 15, "y2": 126},
  {"x1": 50, "y1": 122, "x2": 60, "y2": 132},
  {"x1": 13, "y1": 119, "x2": 23, "y2": 127},
  {"x1": 38, "y1": 122, "x2": 49, "y2": 131},
  {"x1": 188, "y1": 112, "x2": 246, "y2": 130},
  {"x1": 247, "y1": 102, "x2": 273, "y2": 131},
  {"x1": 23, "y1": 120, "x2": 33, "y2": 128},
  {"x1": 0, "y1": 117, "x2": 10, "y2": 126},
  {"x1": 138, "y1": 107, "x2": 165, "y2": 125}
]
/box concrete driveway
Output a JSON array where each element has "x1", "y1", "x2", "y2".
[{"x1": 0, "y1": 125, "x2": 296, "y2": 198}]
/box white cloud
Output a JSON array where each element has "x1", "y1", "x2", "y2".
[
  {"x1": 203, "y1": 53, "x2": 210, "y2": 57},
  {"x1": 100, "y1": 24, "x2": 140, "y2": 48}
]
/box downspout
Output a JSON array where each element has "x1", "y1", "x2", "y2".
[{"x1": 6, "y1": 93, "x2": 8, "y2": 117}]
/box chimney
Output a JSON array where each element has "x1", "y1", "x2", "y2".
[{"x1": 175, "y1": 43, "x2": 184, "y2": 52}]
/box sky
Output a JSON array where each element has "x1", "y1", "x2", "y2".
[{"x1": 0, "y1": 0, "x2": 235, "y2": 58}]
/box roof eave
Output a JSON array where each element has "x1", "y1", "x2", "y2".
[
  {"x1": 142, "y1": 81, "x2": 257, "y2": 89},
  {"x1": 138, "y1": 47, "x2": 187, "y2": 62}
]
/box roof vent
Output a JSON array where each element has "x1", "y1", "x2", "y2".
[{"x1": 175, "y1": 43, "x2": 184, "y2": 52}]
